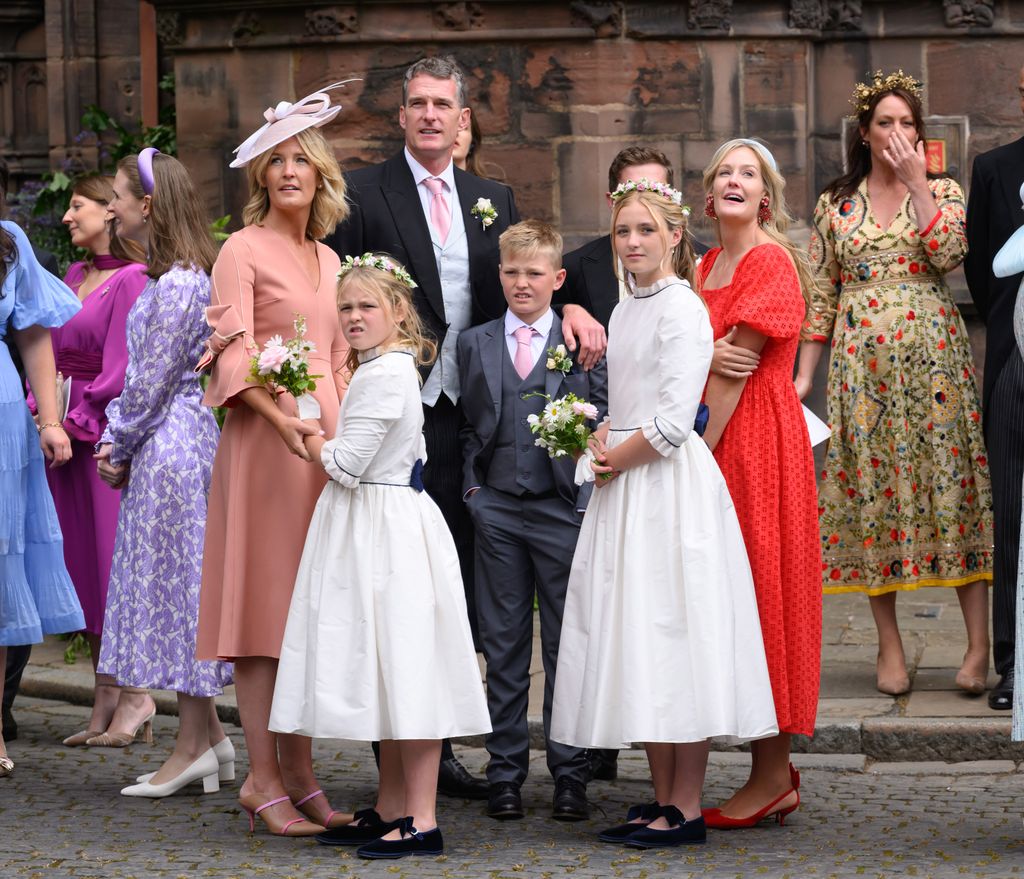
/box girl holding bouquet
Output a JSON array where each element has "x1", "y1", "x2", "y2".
[
  {"x1": 550, "y1": 180, "x2": 778, "y2": 848},
  {"x1": 196, "y1": 85, "x2": 353, "y2": 836},
  {"x1": 269, "y1": 255, "x2": 490, "y2": 859},
  {"x1": 93, "y1": 149, "x2": 233, "y2": 792}
]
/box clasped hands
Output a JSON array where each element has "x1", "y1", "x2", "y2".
[{"x1": 94, "y1": 444, "x2": 128, "y2": 489}]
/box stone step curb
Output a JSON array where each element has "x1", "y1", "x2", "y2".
[{"x1": 20, "y1": 666, "x2": 1024, "y2": 763}]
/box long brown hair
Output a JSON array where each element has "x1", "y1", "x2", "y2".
[
  {"x1": 117, "y1": 153, "x2": 217, "y2": 279},
  {"x1": 71, "y1": 173, "x2": 146, "y2": 264},
  {"x1": 0, "y1": 173, "x2": 13, "y2": 292},
  {"x1": 824, "y1": 86, "x2": 936, "y2": 202}
]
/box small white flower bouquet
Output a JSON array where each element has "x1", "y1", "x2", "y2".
[
  {"x1": 471, "y1": 197, "x2": 498, "y2": 228},
  {"x1": 247, "y1": 313, "x2": 324, "y2": 419},
  {"x1": 524, "y1": 392, "x2": 599, "y2": 460},
  {"x1": 545, "y1": 344, "x2": 572, "y2": 375}
]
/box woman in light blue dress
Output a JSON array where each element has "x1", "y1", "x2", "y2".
[{"x1": 0, "y1": 218, "x2": 86, "y2": 773}]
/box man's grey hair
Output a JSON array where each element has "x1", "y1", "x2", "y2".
[{"x1": 402, "y1": 56, "x2": 467, "y2": 108}]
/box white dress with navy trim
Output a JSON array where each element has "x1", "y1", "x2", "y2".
[
  {"x1": 551, "y1": 277, "x2": 778, "y2": 747},
  {"x1": 269, "y1": 348, "x2": 491, "y2": 741}
]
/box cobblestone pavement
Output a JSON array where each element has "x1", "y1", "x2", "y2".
[{"x1": 1, "y1": 698, "x2": 1021, "y2": 879}]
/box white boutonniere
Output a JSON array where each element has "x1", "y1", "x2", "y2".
[
  {"x1": 471, "y1": 197, "x2": 498, "y2": 229},
  {"x1": 545, "y1": 345, "x2": 572, "y2": 375}
]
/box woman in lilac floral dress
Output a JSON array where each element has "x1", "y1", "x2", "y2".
[{"x1": 94, "y1": 149, "x2": 233, "y2": 798}]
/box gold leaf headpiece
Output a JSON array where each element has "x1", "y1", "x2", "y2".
[{"x1": 849, "y1": 69, "x2": 923, "y2": 118}]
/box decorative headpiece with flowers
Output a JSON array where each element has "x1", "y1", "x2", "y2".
[
  {"x1": 850, "y1": 69, "x2": 923, "y2": 118},
  {"x1": 611, "y1": 178, "x2": 691, "y2": 216},
  {"x1": 337, "y1": 253, "x2": 418, "y2": 289}
]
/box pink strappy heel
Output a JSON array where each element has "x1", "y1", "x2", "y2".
[
  {"x1": 293, "y1": 789, "x2": 351, "y2": 828},
  {"x1": 239, "y1": 794, "x2": 324, "y2": 836}
]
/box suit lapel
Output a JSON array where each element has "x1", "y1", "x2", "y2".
[
  {"x1": 544, "y1": 319, "x2": 564, "y2": 399},
  {"x1": 454, "y1": 167, "x2": 489, "y2": 263},
  {"x1": 482, "y1": 320, "x2": 504, "y2": 421},
  {"x1": 381, "y1": 155, "x2": 445, "y2": 322}
]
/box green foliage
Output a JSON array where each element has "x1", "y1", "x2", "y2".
[
  {"x1": 61, "y1": 632, "x2": 91, "y2": 665},
  {"x1": 80, "y1": 104, "x2": 177, "y2": 174},
  {"x1": 209, "y1": 214, "x2": 232, "y2": 242}
]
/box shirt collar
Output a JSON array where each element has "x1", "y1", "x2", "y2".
[
  {"x1": 404, "y1": 147, "x2": 456, "y2": 193},
  {"x1": 504, "y1": 307, "x2": 554, "y2": 338}
]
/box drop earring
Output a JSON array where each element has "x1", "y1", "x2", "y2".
[
  {"x1": 704, "y1": 193, "x2": 717, "y2": 220},
  {"x1": 758, "y1": 196, "x2": 772, "y2": 225}
]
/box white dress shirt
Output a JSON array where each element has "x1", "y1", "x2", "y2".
[{"x1": 504, "y1": 307, "x2": 554, "y2": 371}]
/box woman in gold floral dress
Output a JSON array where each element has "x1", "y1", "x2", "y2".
[{"x1": 795, "y1": 72, "x2": 993, "y2": 697}]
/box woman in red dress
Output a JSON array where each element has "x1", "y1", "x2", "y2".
[{"x1": 697, "y1": 139, "x2": 821, "y2": 828}]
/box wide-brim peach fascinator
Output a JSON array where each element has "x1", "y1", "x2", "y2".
[{"x1": 229, "y1": 79, "x2": 359, "y2": 168}]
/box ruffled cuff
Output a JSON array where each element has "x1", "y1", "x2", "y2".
[
  {"x1": 322, "y1": 444, "x2": 360, "y2": 488},
  {"x1": 575, "y1": 448, "x2": 597, "y2": 485},
  {"x1": 642, "y1": 416, "x2": 683, "y2": 457},
  {"x1": 64, "y1": 410, "x2": 101, "y2": 445}
]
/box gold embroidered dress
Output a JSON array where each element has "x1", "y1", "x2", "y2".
[{"x1": 805, "y1": 177, "x2": 993, "y2": 595}]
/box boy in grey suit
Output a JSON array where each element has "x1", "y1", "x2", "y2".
[{"x1": 457, "y1": 221, "x2": 607, "y2": 822}]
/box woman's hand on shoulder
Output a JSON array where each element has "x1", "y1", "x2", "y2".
[{"x1": 711, "y1": 326, "x2": 760, "y2": 378}]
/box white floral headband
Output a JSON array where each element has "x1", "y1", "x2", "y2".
[
  {"x1": 337, "y1": 253, "x2": 418, "y2": 289},
  {"x1": 611, "y1": 178, "x2": 691, "y2": 215}
]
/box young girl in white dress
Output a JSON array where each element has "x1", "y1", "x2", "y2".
[
  {"x1": 268, "y1": 254, "x2": 491, "y2": 860},
  {"x1": 550, "y1": 182, "x2": 779, "y2": 848}
]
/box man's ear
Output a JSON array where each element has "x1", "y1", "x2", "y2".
[{"x1": 399, "y1": 105, "x2": 408, "y2": 132}]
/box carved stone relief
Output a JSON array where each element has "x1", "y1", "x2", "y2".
[
  {"x1": 232, "y1": 11, "x2": 262, "y2": 41},
  {"x1": 305, "y1": 7, "x2": 358, "y2": 36},
  {"x1": 155, "y1": 11, "x2": 183, "y2": 47},
  {"x1": 434, "y1": 2, "x2": 485, "y2": 31},
  {"x1": 688, "y1": 0, "x2": 733, "y2": 30},
  {"x1": 944, "y1": 0, "x2": 995, "y2": 27},
  {"x1": 569, "y1": 1, "x2": 622, "y2": 37},
  {"x1": 823, "y1": 0, "x2": 862, "y2": 30},
  {"x1": 789, "y1": 0, "x2": 824, "y2": 30}
]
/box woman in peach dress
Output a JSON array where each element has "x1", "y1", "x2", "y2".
[{"x1": 196, "y1": 85, "x2": 353, "y2": 837}]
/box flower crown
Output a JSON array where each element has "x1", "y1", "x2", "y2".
[
  {"x1": 610, "y1": 178, "x2": 691, "y2": 215},
  {"x1": 337, "y1": 253, "x2": 418, "y2": 289},
  {"x1": 850, "y1": 69, "x2": 923, "y2": 117}
]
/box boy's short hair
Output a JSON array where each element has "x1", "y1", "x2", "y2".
[
  {"x1": 498, "y1": 219, "x2": 563, "y2": 269},
  {"x1": 607, "y1": 146, "x2": 674, "y2": 193}
]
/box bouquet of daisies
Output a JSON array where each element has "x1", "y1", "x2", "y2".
[
  {"x1": 525, "y1": 392, "x2": 600, "y2": 459},
  {"x1": 247, "y1": 313, "x2": 323, "y2": 419}
]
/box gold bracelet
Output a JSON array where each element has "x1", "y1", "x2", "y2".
[{"x1": 38, "y1": 422, "x2": 66, "y2": 433}]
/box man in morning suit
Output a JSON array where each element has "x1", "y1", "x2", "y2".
[
  {"x1": 459, "y1": 220, "x2": 606, "y2": 823},
  {"x1": 325, "y1": 56, "x2": 607, "y2": 799},
  {"x1": 964, "y1": 63, "x2": 1024, "y2": 711}
]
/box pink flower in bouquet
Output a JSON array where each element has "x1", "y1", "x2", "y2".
[
  {"x1": 571, "y1": 400, "x2": 599, "y2": 420},
  {"x1": 257, "y1": 343, "x2": 290, "y2": 375}
]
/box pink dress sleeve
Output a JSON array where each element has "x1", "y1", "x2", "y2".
[
  {"x1": 729, "y1": 244, "x2": 805, "y2": 340},
  {"x1": 65, "y1": 264, "x2": 148, "y2": 443},
  {"x1": 203, "y1": 234, "x2": 257, "y2": 409}
]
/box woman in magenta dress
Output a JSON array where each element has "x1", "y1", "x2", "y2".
[{"x1": 41, "y1": 175, "x2": 148, "y2": 746}]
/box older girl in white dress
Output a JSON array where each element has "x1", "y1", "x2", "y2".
[
  {"x1": 269, "y1": 254, "x2": 490, "y2": 860},
  {"x1": 551, "y1": 181, "x2": 778, "y2": 849}
]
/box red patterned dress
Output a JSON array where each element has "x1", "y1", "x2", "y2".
[
  {"x1": 700, "y1": 243, "x2": 822, "y2": 735},
  {"x1": 804, "y1": 178, "x2": 993, "y2": 596}
]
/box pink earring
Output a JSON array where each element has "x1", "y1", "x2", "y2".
[
  {"x1": 704, "y1": 193, "x2": 717, "y2": 220},
  {"x1": 758, "y1": 196, "x2": 772, "y2": 225}
]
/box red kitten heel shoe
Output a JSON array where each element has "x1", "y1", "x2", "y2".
[{"x1": 702, "y1": 764, "x2": 801, "y2": 829}]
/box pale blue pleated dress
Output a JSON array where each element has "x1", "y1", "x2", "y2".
[{"x1": 0, "y1": 221, "x2": 85, "y2": 646}]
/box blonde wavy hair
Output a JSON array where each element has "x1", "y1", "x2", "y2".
[
  {"x1": 701, "y1": 138, "x2": 814, "y2": 312},
  {"x1": 242, "y1": 127, "x2": 347, "y2": 240},
  {"x1": 337, "y1": 257, "x2": 437, "y2": 378},
  {"x1": 610, "y1": 189, "x2": 697, "y2": 288}
]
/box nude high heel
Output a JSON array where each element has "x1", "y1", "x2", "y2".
[{"x1": 86, "y1": 689, "x2": 156, "y2": 747}]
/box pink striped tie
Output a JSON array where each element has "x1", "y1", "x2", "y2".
[
  {"x1": 423, "y1": 177, "x2": 451, "y2": 244},
  {"x1": 513, "y1": 326, "x2": 537, "y2": 379}
]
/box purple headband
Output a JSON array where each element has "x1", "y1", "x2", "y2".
[{"x1": 138, "y1": 147, "x2": 160, "y2": 195}]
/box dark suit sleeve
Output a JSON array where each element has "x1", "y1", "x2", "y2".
[
  {"x1": 456, "y1": 332, "x2": 486, "y2": 497},
  {"x1": 586, "y1": 355, "x2": 609, "y2": 424},
  {"x1": 554, "y1": 246, "x2": 587, "y2": 312},
  {"x1": 965, "y1": 157, "x2": 992, "y2": 321},
  {"x1": 31, "y1": 245, "x2": 61, "y2": 278}
]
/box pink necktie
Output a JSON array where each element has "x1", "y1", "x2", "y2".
[
  {"x1": 423, "y1": 177, "x2": 451, "y2": 244},
  {"x1": 513, "y1": 325, "x2": 537, "y2": 379}
]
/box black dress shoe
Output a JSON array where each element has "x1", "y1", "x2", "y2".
[
  {"x1": 552, "y1": 776, "x2": 589, "y2": 821},
  {"x1": 624, "y1": 806, "x2": 706, "y2": 849},
  {"x1": 356, "y1": 818, "x2": 444, "y2": 859},
  {"x1": 598, "y1": 801, "x2": 661, "y2": 842},
  {"x1": 1, "y1": 706, "x2": 17, "y2": 743},
  {"x1": 988, "y1": 671, "x2": 1014, "y2": 710},
  {"x1": 585, "y1": 748, "x2": 618, "y2": 782},
  {"x1": 487, "y1": 781, "x2": 525, "y2": 820},
  {"x1": 316, "y1": 807, "x2": 403, "y2": 846},
  {"x1": 437, "y1": 755, "x2": 489, "y2": 800}
]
